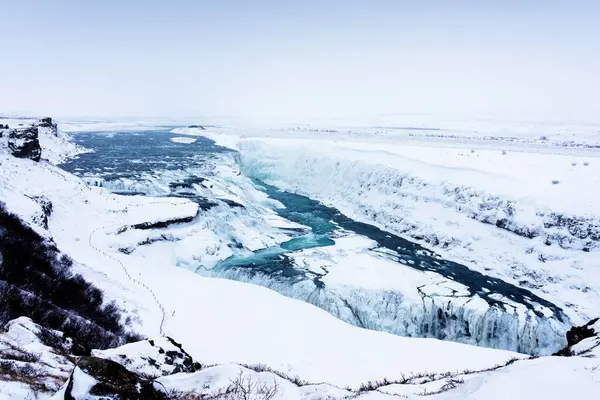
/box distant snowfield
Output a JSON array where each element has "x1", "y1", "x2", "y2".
[{"x1": 174, "y1": 125, "x2": 600, "y2": 328}]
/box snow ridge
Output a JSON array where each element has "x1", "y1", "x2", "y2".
[{"x1": 236, "y1": 140, "x2": 600, "y2": 252}]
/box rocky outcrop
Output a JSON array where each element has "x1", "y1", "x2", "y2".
[
  {"x1": 29, "y1": 195, "x2": 53, "y2": 229},
  {"x1": 63, "y1": 357, "x2": 166, "y2": 400},
  {"x1": 0, "y1": 317, "x2": 76, "y2": 396},
  {"x1": 188, "y1": 124, "x2": 205, "y2": 130},
  {"x1": 129, "y1": 214, "x2": 197, "y2": 230},
  {"x1": 8, "y1": 126, "x2": 42, "y2": 161},
  {"x1": 38, "y1": 117, "x2": 58, "y2": 136},
  {"x1": 554, "y1": 318, "x2": 600, "y2": 356},
  {"x1": 92, "y1": 336, "x2": 201, "y2": 379}
]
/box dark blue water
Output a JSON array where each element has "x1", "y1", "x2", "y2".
[
  {"x1": 62, "y1": 130, "x2": 566, "y2": 323},
  {"x1": 252, "y1": 181, "x2": 566, "y2": 321},
  {"x1": 62, "y1": 130, "x2": 232, "y2": 180}
]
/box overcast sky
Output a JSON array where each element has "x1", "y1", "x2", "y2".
[{"x1": 1, "y1": 0, "x2": 599, "y2": 122}]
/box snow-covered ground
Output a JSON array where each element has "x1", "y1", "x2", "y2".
[
  {"x1": 175, "y1": 125, "x2": 600, "y2": 331},
  {"x1": 4, "y1": 121, "x2": 521, "y2": 390},
  {"x1": 1, "y1": 118, "x2": 599, "y2": 398},
  {"x1": 61, "y1": 131, "x2": 569, "y2": 356}
]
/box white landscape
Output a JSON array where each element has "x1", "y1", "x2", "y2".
[
  {"x1": 2, "y1": 2, "x2": 600, "y2": 399},
  {"x1": 0, "y1": 116, "x2": 599, "y2": 399}
]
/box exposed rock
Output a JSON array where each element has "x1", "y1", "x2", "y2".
[
  {"x1": 554, "y1": 318, "x2": 600, "y2": 356},
  {"x1": 130, "y1": 214, "x2": 197, "y2": 230},
  {"x1": 29, "y1": 195, "x2": 54, "y2": 229},
  {"x1": 188, "y1": 124, "x2": 205, "y2": 130},
  {"x1": 63, "y1": 356, "x2": 166, "y2": 399},
  {"x1": 219, "y1": 198, "x2": 245, "y2": 209},
  {"x1": 8, "y1": 126, "x2": 42, "y2": 161},
  {"x1": 168, "y1": 176, "x2": 206, "y2": 190},
  {"x1": 92, "y1": 336, "x2": 201, "y2": 379},
  {"x1": 0, "y1": 123, "x2": 9, "y2": 130},
  {"x1": 0, "y1": 317, "x2": 76, "y2": 396},
  {"x1": 38, "y1": 117, "x2": 59, "y2": 136}
]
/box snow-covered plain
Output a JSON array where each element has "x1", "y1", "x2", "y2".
[{"x1": 1, "y1": 118, "x2": 599, "y2": 398}]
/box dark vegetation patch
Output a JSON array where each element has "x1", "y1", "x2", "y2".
[
  {"x1": 0, "y1": 360, "x2": 59, "y2": 394},
  {"x1": 0, "y1": 202, "x2": 141, "y2": 352}
]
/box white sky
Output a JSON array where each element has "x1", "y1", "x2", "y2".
[{"x1": 1, "y1": 1, "x2": 599, "y2": 123}]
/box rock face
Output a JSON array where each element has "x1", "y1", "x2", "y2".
[
  {"x1": 31, "y1": 195, "x2": 54, "y2": 229},
  {"x1": 554, "y1": 318, "x2": 600, "y2": 356},
  {"x1": 63, "y1": 357, "x2": 166, "y2": 400},
  {"x1": 8, "y1": 126, "x2": 42, "y2": 161},
  {"x1": 38, "y1": 117, "x2": 58, "y2": 136}
]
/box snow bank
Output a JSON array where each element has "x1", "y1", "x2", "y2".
[
  {"x1": 170, "y1": 136, "x2": 197, "y2": 144},
  {"x1": 198, "y1": 235, "x2": 567, "y2": 355}
]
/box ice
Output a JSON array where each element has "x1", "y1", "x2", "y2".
[
  {"x1": 187, "y1": 129, "x2": 600, "y2": 327},
  {"x1": 170, "y1": 136, "x2": 197, "y2": 144},
  {"x1": 57, "y1": 129, "x2": 571, "y2": 355},
  {"x1": 2, "y1": 119, "x2": 599, "y2": 399}
]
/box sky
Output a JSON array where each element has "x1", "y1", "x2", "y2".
[{"x1": 1, "y1": 0, "x2": 599, "y2": 123}]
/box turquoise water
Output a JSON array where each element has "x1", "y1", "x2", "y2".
[{"x1": 62, "y1": 130, "x2": 566, "y2": 322}]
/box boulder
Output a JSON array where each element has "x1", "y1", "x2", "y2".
[
  {"x1": 63, "y1": 357, "x2": 166, "y2": 400},
  {"x1": 8, "y1": 126, "x2": 42, "y2": 161}
]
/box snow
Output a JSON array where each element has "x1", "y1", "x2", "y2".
[
  {"x1": 434, "y1": 356, "x2": 600, "y2": 400},
  {"x1": 2, "y1": 118, "x2": 600, "y2": 399},
  {"x1": 179, "y1": 127, "x2": 600, "y2": 330},
  {"x1": 0, "y1": 318, "x2": 75, "y2": 399},
  {"x1": 67, "y1": 367, "x2": 99, "y2": 398},
  {"x1": 0, "y1": 122, "x2": 527, "y2": 389},
  {"x1": 0, "y1": 116, "x2": 88, "y2": 164},
  {"x1": 170, "y1": 136, "x2": 197, "y2": 144}
]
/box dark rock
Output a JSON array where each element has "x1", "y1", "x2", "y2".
[
  {"x1": 93, "y1": 337, "x2": 202, "y2": 379},
  {"x1": 188, "y1": 125, "x2": 205, "y2": 130},
  {"x1": 169, "y1": 176, "x2": 206, "y2": 190},
  {"x1": 8, "y1": 126, "x2": 42, "y2": 161},
  {"x1": 130, "y1": 216, "x2": 194, "y2": 230},
  {"x1": 37, "y1": 117, "x2": 58, "y2": 136},
  {"x1": 30, "y1": 195, "x2": 53, "y2": 229},
  {"x1": 219, "y1": 198, "x2": 245, "y2": 209},
  {"x1": 64, "y1": 357, "x2": 166, "y2": 400},
  {"x1": 130, "y1": 213, "x2": 197, "y2": 230},
  {"x1": 38, "y1": 117, "x2": 54, "y2": 126},
  {"x1": 553, "y1": 318, "x2": 599, "y2": 356}
]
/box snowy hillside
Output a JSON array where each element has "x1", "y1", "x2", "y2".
[{"x1": 0, "y1": 118, "x2": 598, "y2": 398}]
